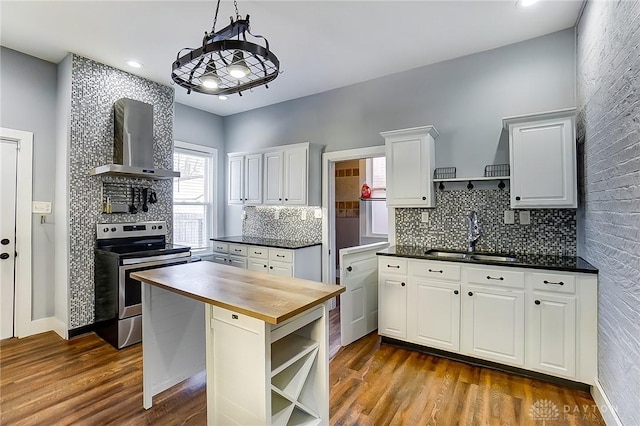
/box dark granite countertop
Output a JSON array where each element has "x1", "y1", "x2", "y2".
[
  {"x1": 377, "y1": 246, "x2": 598, "y2": 274},
  {"x1": 211, "y1": 236, "x2": 321, "y2": 250}
]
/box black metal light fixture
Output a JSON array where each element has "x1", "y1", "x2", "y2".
[{"x1": 171, "y1": 0, "x2": 280, "y2": 98}]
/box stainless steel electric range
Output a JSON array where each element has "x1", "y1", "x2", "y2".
[{"x1": 94, "y1": 221, "x2": 191, "y2": 349}]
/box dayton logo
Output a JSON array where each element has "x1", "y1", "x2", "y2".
[{"x1": 529, "y1": 399, "x2": 560, "y2": 425}]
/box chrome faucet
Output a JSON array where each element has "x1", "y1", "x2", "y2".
[{"x1": 467, "y1": 211, "x2": 481, "y2": 252}]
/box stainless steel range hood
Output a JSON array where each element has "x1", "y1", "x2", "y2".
[{"x1": 89, "y1": 98, "x2": 180, "y2": 179}]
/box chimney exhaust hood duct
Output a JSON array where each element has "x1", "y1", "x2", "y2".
[{"x1": 89, "y1": 98, "x2": 180, "y2": 179}]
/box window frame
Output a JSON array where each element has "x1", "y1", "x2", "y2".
[
  {"x1": 173, "y1": 141, "x2": 218, "y2": 253},
  {"x1": 361, "y1": 156, "x2": 388, "y2": 238}
]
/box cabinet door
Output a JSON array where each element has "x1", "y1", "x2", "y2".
[
  {"x1": 378, "y1": 275, "x2": 407, "y2": 339},
  {"x1": 462, "y1": 285, "x2": 525, "y2": 366},
  {"x1": 264, "y1": 151, "x2": 283, "y2": 205},
  {"x1": 385, "y1": 136, "x2": 433, "y2": 207},
  {"x1": 211, "y1": 253, "x2": 229, "y2": 265},
  {"x1": 244, "y1": 154, "x2": 263, "y2": 205},
  {"x1": 408, "y1": 279, "x2": 460, "y2": 352},
  {"x1": 228, "y1": 255, "x2": 247, "y2": 269},
  {"x1": 228, "y1": 155, "x2": 244, "y2": 204},
  {"x1": 269, "y1": 260, "x2": 293, "y2": 277},
  {"x1": 510, "y1": 117, "x2": 576, "y2": 208},
  {"x1": 283, "y1": 147, "x2": 308, "y2": 205},
  {"x1": 528, "y1": 293, "x2": 576, "y2": 378}
]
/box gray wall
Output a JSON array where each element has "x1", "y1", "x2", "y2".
[
  {"x1": 0, "y1": 47, "x2": 57, "y2": 320},
  {"x1": 174, "y1": 103, "x2": 225, "y2": 238},
  {"x1": 576, "y1": 1, "x2": 640, "y2": 424},
  {"x1": 224, "y1": 29, "x2": 576, "y2": 234}
]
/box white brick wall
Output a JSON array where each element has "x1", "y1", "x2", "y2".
[{"x1": 576, "y1": 1, "x2": 640, "y2": 424}]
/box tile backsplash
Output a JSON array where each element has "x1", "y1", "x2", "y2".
[
  {"x1": 395, "y1": 189, "x2": 576, "y2": 256},
  {"x1": 243, "y1": 206, "x2": 322, "y2": 242}
]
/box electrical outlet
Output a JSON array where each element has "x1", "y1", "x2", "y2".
[
  {"x1": 314, "y1": 208, "x2": 323, "y2": 219},
  {"x1": 241, "y1": 211, "x2": 247, "y2": 220},
  {"x1": 274, "y1": 209, "x2": 280, "y2": 220},
  {"x1": 519, "y1": 210, "x2": 531, "y2": 225},
  {"x1": 504, "y1": 210, "x2": 515, "y2": 224},
  {"x1": 32, "y1": 201, "x2": 52, "y2": 214},
  {"x1": 421, "y1": 211, "x2": 429, "y2": 223},
  {"x1": 301, "y1": 210, "x2": 307, "y2": 220}
]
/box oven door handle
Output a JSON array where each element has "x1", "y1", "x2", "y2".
[{"x1": 121, "y1": 252, "x2": 191, "y2": 265}]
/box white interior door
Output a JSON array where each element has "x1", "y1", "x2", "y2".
[
  {"x1": 340, "y1": 242, "x2": 389, "y2": 346},
  {"x1": 0, "y1": 140, "x2": 18, "y2": 339}
]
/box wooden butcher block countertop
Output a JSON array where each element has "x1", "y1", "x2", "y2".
[{"x1": 132, "y1": 261, "x2": 345, "y2": 324}]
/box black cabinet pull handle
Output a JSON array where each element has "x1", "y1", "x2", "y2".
[
  {"x1": 346, "y1": 266, "x2": 353, "y2": 272},
  {"x1": 422, "y1": 196, "x2": 427, "y2": 200},
  {"x1": 277, "y1": 254, "x2": 285, "y2": 258},
  {"x1": 468, "y1": 291, "x2": 473, "y2": 296},
  {"x1": 0, "y1": 253, "x2": 9, "y2": 260},
  {"x1": 232, "y1": 314, "x2": 238, "y2": 320},
  {"x1": 387, "y1": 264, "x2": 400, "y2": 269},
  {"x1": 543, "y1": 280, "x2": 564, "y2": 286},
  {"x1": 454, "y1": 290, "x2": 459, "y2": 295},
  {"x1": 254, "y1": 252, "x2": 262, "y2": 255},
  {"x1": 515, "y1": 196, "x2": 521, "y2": 201},
  {"x1": 234, "y1": 249, "x2": 242, "y2": 252},
  {"x1": 534, "y1": 300, "x2": 541, "y2": 305},
  {"x1": 486, "y1": 276, "x2": 504, "y2": 281},
  {"x1": 428, "y1": 269, "x2": 443, "y2": 273},
  {"x1": 401, "y1": 282, "x2": 406, "y2": 287}
]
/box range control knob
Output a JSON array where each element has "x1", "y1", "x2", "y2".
[
  {"x1": 152, "y1": 226, "x2": 156, "y2": 230},
  {"x1": 103, "y1": 227, "x2": 109, "y2": 233},
  {"x1": 111, "y1": 227, "x2": 116, "y2": 232},
  {"x1": 158, "y1": 225, "x2": 163, "y2": 229}
]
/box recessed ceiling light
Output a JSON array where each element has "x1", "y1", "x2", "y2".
[
  {"x1": 517, "y1": 0, "x2": 539, "y2": 7},
  {"x1": 218, "y1": 95, "x2": 228, "y2": 101},
  {"x1": 126, "y1": 60, "x2": 144, "y2": 69}
]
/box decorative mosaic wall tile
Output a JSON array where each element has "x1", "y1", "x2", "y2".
[
  {"x1": 242, "y1": 206, "x2": 322, "y2": 242},
  {"x1": 395, "y1": 189, "x2": 576, "y2": 256},
  {"x1": 68, "y1": 55, "x2": 174, "y2": 329}
]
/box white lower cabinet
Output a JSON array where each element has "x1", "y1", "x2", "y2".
[
  {"x1": 378, "y1": 256, "x2": 597, "y2": 385},
  {"x1": 461, "y1": 285, "x2": 525, "y2": 367}
]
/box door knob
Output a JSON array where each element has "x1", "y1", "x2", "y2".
[
  {"x1": 1, "y1": 239, "x2": 9, "y2": 245},
  {"x1": 0, "y1": 253, "x2": 10, "y2": 260},
  {"x1": 346, "y1": 266, "x2": 352, "y2": 272}
]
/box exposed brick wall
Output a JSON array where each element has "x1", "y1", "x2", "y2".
[{"x1": 576, "y1": 1, "x2": 640, "y2": 424}]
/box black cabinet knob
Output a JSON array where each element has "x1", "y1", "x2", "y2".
[
  {"x1": 270, "y1": 266, "x2": 273, "y2": 269},
  {"x1": 468, "y1": 291, "x2": 473, "y2": 296},
  {"x1": 535, "y1": 300, "x2": 541, "y2": 305},
  {"x1": 263, "y1": 264, "x2": 267, "y2": 268},
  {"x1": 454, "y1": 290, "x2": 459, "y2": 295},
  {"x1": 285, "y1": 198, "x2": 288, "y2": 201},
  {"x1": 346, "y1": 266, "x2": 353, "y2": 272},
  {"x1": 1, "y1": 238, "x2": 10, "y2": 245},
  {"x1": 422, "y1": 196, "x2": 426, "y2": 200},
  {"x1": 0, "y1": 253, "x2": 9, "y2": 260},
  {"x1": 401, "y1": 282, "x2": 406, "y2": 287},
  {"x1": 515, "y1": 196, "x2": 521, "y2": 201},
  {"x1": 279, "y1": 198, "x2": 282, "y2": 201}
]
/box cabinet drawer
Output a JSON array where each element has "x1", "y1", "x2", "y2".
[
  {"x1": 211, "y1": 306, "x2": 263, "y2": 334},
  {"x1": 530, "y1": 272, "x2": 576, "y2": 294},
  {"x1": 269, "y1": 260, "x2": 293, "y2": 277},
  {"x1": 211, "y1": 254, "x2": 228, "y2": 265},
  {"x1": 247, "y1": 246, "x2": 268, "y2": 259},
  {"x1": 409, "y1": 260, "x2": 461, "y2": 282},
  {"x1": 212, "y1": 242, "x2": 228, "y2": 253},
  {"x1": 229, "y1": 244, "x2": 247, "y2": 257},
  {"x1": 379, "y1": 258, "x2": 408, "y2": 275},
  {"x1": 269, "y1": 248, "x2": 293, "y2": 263},
  {"x1": 228, "y1": 255, "x2": 247, "y2": 269},
  {"x1": 467, "y1": 267, "x2": 524, "y2": 289}
]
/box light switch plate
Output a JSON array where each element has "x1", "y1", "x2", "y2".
[
  {"x1": 314, "y1": 208, "x2": 322, "y2": 219},
  {"x1": 301, "y1": 210, "x2": 307, "y2": 220},
  {"x1": 32, "y1": 201, "x2": 52, "y2": 214},
  {"x1": 241, "y1": 210, "x2": 247, "y2": 220},
  {"x1": 519, "y1": 210, "x2": 531, "y2": 225},
  {"x1": 421, "y1": 212, "x2": 430, "y2": 223},
  {"x1": 504, "y1": 210, "x2": 515, "y2": 224}
]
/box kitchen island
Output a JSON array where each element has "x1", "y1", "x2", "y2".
[{"x1": 132, "y1": 261, "x2": 344, "y2": 425}]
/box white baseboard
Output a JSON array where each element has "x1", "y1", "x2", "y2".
[
  {"x1": 591, "y1": 379, "x2": 623, "y2": 426},
  {"x1": 26, "y1": 316, "x2": 68, "y2": 339}
]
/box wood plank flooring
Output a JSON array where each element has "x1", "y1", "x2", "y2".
[{"x1": 1, "y1": 319, "x2": 604, "y2": 425}]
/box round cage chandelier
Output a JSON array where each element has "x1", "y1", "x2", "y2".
[{"x1": 171, "y1": 0, "x2": 280, "y2": 98}]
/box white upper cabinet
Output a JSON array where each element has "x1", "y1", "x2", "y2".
[
  {"x1": 504, "y1": 108, "x2": 577, "y2": 209},
  {"x1": 229, "y1": 142, "x2": 323, "y2": 207},
  {"x1": 263, "y1": 151, "x2": 283, "y2": 204},
  {"x1": 381, "y1": 126, "x2": 439, "y2": 208},
  {"x1": 283, "y1": 147, "x2": 308, "y2": 205},
  {"x1": 228, "y1": 154, "x2": 244, "y2": 204}
]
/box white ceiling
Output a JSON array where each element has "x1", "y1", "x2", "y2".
[{"x1": 1, "y1": 1, "x2": 583, "y2": 117}]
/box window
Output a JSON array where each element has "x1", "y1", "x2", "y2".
[
  {"x1": 364, "y1": 156, "x2": 388, "y2": 236},
  {"x1": 173, "y1": 141, "x2": 217, "y2": 251}
]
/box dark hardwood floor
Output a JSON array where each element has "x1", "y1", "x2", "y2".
[{"x1": 1, "y1": 319, "x2": 604, "y2": 425}]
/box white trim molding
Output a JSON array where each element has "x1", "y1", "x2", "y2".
[
  {"x1": 1, "y1": 127, "x2": 33, "y2": 338},
  {"x1": 591, "y1": 380, "x2": 624, "y2": 426}
]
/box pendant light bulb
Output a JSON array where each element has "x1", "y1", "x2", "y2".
[
  {"x1": 201, "y1": 61, "x2": 221, "y2": 89},
  {"x1": 227, "y1": 51, "x2": 250, "y2": 79}
]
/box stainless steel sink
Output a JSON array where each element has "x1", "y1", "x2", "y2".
[
  {"x1": 424, "y1": 250, "x2": 470, "y2": 259},
  {"x1": 470, "y1": 254, "x2": 518, "y2": 262}
]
